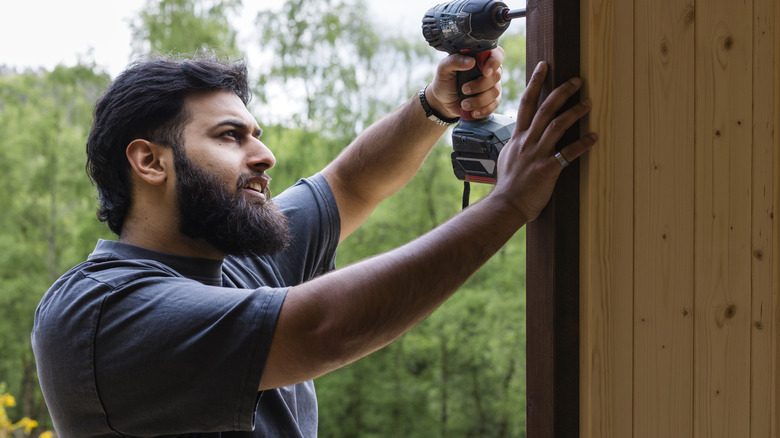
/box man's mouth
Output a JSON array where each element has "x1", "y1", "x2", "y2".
[
  {"x1": 245, "y1": 181, "x2": 264, "y2": 193},
  {"x1": 242, "y1": 177, "x2": 270, "y2": 201}
]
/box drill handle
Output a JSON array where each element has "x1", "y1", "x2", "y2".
[{"x1": 456, "y1": 50, "x2": 492, "y2": 121}]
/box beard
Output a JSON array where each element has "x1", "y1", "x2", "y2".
[{"x1": 173, "y1": 149, "x2": 290, "y2": 257}]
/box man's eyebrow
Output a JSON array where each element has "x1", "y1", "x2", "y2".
[{"x1": 215, "y1": 119, "x2": 263, "y2": 138}]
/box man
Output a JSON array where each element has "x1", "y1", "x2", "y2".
[{"x1": 32, "y1": 48, "x2": 596, "y2": 436}]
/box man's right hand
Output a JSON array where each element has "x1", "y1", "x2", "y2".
[{"x1": 490, "y1": 61, "x2": 598, "y2": 223}]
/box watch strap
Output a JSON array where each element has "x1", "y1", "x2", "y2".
[{"x1": 419, "y1": 86, "x2": 460, "y2": 126}]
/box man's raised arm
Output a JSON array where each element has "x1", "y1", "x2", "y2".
[
  {"x1": 321, "y1": 48, "x2": 505, "y2": 241},
  {"x1": 261, "y1": 61, "x2": 598, "y2": 390}
]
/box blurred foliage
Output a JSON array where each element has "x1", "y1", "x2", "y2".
[
  {"x1": 253, "y1": 0, "x2": 437, "y2": 135},
  {"x1": 0, "y1": 63, "x2": 113, "y2": 433},
  {"x1": 1, "y1": 0, "x2": 528, "y2": 435},
  {"x1": 131, "y1": 0, "x2": 242, "y2": 59}
]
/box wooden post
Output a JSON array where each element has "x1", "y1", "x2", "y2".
[{"x1": 525, "y1": 0, "x2": 581, "y2": 437}]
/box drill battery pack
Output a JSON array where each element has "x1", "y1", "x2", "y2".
[{"x1": 450, "y1": 113, "x2": 515, "y2": 184}]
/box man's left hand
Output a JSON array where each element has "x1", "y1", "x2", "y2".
[{"x1": 425, "y1": 46, "x2": 505, "y2": 120}]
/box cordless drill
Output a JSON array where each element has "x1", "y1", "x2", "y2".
[{"x1": 422, "y1": 0, "x2": 526, "y2": 190}]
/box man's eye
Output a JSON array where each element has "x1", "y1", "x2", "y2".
[{"x1": 221, "y1": 130, "x2": 239, "y2": 140}]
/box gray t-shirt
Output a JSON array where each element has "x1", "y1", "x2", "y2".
[{"x1": 32, "y1": 174, "x2": 340, "y2": 437}]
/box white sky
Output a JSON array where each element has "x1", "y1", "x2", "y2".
[{"x1": 0, "y1": 0, "x2": 433, "y2": 77}]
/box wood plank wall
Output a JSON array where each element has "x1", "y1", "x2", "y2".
[{"x1": 579, "y1": 0, "x2": 779, "y2": 436}]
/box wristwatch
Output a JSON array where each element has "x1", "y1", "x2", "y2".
[{"x1": 419, "y1": 85, "x2": 460, "y2": 127}]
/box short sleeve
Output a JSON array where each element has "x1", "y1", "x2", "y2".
[{"x1": 93, "y1": 273, "x2": 286, "y2": 435}]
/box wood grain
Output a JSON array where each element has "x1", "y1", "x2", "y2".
[
  {"x1": 750, "y1": 1, "x2": 777, "y2": 436},
  {"x1": 771, "y1": 2, "x2": 779, "y2": 436},
  {"x1": 693, "y1": 1, "x2": 753, "y2": 436},
  {"x1": 633, "y1": 1, "x2": 696, "y2": 436},
  {"x1": 576, "y1": 1, "x2": 777, "y2": 436},
  {"x1": 579, "y1": 0, "x2": 635, "y2": 436},
  {"x1": 526, "y1": 0, "x2": 583, "y2": 436}
]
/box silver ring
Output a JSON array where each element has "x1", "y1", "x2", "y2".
[{"x1": 554, "y1": 151, "x2": 570, "y2": 168}]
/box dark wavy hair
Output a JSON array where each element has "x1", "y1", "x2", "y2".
[{"x1": 86, "y1": 54, "x2": 251, "y2": 235}]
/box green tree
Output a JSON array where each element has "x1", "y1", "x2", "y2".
[
  {"x1": 131, "y1": 0, "x2": 242, "y2": 59},
  {"x1": 0, "y1": 64, "x2": 113, "y2": 431},
  {"x1": 498, "y1": 25, "x2": 528, "y2": 103},
  {"x1": 254, "y1": 0, "x2": 437, "y2": 134}
]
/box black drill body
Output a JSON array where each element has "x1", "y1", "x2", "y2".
[{"x1": 422, "y1": 0, "x2": 524, "y2": 185}]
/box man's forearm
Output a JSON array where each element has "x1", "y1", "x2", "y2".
[
  {"x1": 322, "y1": 92, "x2": 449, "y2": 240},
  {"x1": 261, "y1": 194, "x2": 526, "y2": 390},
  {"x1": 335, "y1": 93, "x2": 446, "y2": 194},
  {"x1": 321, "y1": 50, "x2": 504, "y2": 242}
]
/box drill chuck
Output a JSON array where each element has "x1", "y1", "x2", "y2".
[{"x1": 422, "y1": 0, "x2": 511, "y2": 54}]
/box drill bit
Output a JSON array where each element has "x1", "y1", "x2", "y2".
[{"x1": 501, "y1": 8, "x2": 527, "y2": 20}]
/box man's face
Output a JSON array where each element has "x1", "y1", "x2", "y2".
[{"x1": 173, "y1": 90, "x2": 290, "y2": 257}]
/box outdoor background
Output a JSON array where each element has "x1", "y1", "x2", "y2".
[{"x1": 0, "y1": 0, "x2": 528, "y2": 436}]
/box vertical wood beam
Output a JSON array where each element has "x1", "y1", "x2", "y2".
[
  {"x1": 693, "y1": 1, "x2": 753, "y2": 436},
  {"x1": 525, "y1": 0, "x2": 581, "y2": 436},
  {"x1": 774, "y1": 4, "x2": 780, "y2": 434},
  {"x1": 633, "y1": 0, "x2": 696, "y2": 436},
  {"x1": 579, "y1": 0, "x2": 636, "y2": 436},
  {"x1": 751, "y1": 0, "x2": 777, "y2": 433},
  {"x1": 751, "y1": 1, "x2": 779, "y2": 436}
]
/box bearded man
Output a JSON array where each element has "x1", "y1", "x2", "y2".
[{"x1": 31, "y1": 51, "x2": 596, "y2": 437}]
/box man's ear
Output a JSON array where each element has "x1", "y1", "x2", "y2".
[{"x1": 126, "y1": 140, "x2": 171, "y2": 185}]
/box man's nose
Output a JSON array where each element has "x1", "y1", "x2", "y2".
[{"x1": 247, "y1": 137, "x2": 276, "y2": 171}]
